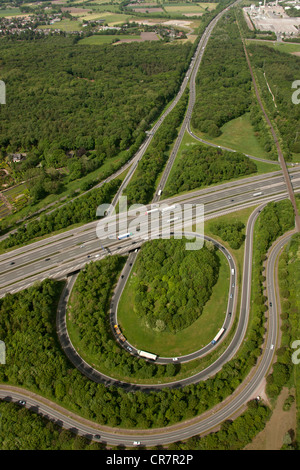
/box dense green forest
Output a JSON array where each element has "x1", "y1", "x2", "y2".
[
  {"x1": 191, "y1": 9, "x2": 276, "y2": 157},
  {"x1": 209, "y1": 220, "x2": 245, "y2": 250},
  {"x1": 164, "y1": 144, "x2": 257, "y2": 197},
  {"x1": 0, "y1": 37, "x2": 190, "y2": 154},
  {"x1": 0, "y1": 179, "x2": 121, "y2": 249},
  {"x1": 0, "y1": 401, "x2": 104, "y2": 450},
  {"x1": 0, "y1": 35, "x2": 192, "y2": 202},
  {"x1": 132, "y1": 239, "x2": 219, "y2": 332}
]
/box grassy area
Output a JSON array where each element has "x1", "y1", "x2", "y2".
[
  {"x1": 245, "y1": 39, "x2": 300, "y2": 55},
  {"x1": 117, "y1": 245, "x2": 229, "y2": 357},
  {"x1": 0, "y1": 8, "x2": 23, "y2": 17},
  {"x1": 78, "y1": 12, "x2": 132, "y2": 24},
  {"x1": 191, "y1": 112, "x2": 272, "y2": 159}
]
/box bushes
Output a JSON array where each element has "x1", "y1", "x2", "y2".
[
  {"x1": 164, "y1": 144, "x2": 257, "y2": 197},
  {"x1": 131, "y1": 239, "x2": 219, "y2": 332},
  {"x1": 210, "y1": 221, "x2": 245, "y2": 250}
]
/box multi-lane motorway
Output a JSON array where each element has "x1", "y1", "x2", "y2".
[
  {"x1": 0, "y1": 168, "x2": 299, "y2": 297},
  {"x1": 0, "y1": 0, "x2": 299, "y2": 449}
]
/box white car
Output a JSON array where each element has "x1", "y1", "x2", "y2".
[{"x1": 133, "y1": 441, "x2": 141, "y2": 446}]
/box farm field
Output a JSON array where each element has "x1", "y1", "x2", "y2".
[
  {"x1": 78, "y1": 11, "x2": 132, "y2": 24},
  {"x1": 78, "y1": 34, "x2": 142, "y2": 45},
  {"x1": 0, "y1": 7, "x2": 23, "y2": 17},
  {"x1": 164, "y1": 2, "x2": 217, "y2": 15}
]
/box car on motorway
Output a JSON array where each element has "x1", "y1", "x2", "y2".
[
  {"x1": 94, "y1": 435, "x2": 100, "y2": 439},
  {"x1": 230, "y1": 294, "x2": 233, "y2": 299},
  {"x1": 269, "y1": 302, "x2": 272, "y2": 307},
  {"x1": 18, "y1": 400, "x2": 26, "y2": 406},
  {"x1": 127, "y1": 346, "x2": 133, "y2": 352},
  {"x1": 172, "y1": 357, "x2": 178, "y2": 362},
  {"x1": 45, "y1": 258, "x2": 50, "y2": 261},
  {"x1": 133, "y1": 441, "x2": 141, "y2": 446},
  {"x1": 271, "y1": 344, "x2": 274, "y2": 350},
  {"x1": 10, "y1": 261, "x2": 15, "y2": 265}
]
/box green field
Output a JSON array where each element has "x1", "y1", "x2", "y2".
[
  {"x1": 0, "y1": 8, "x2": 23, "y2": 17},
  {"x1": 78, "y1": 11, "x2": 132, "y2": 24},
  {"x1": 245, "y1": 39, "x2": 300, "y2": 55},
  {"x1": 191, "y1": 112, "x2": 272, "y2": 159},
  {"x1": 117, "y1": 247, "x2": 229, "y2": 357}
]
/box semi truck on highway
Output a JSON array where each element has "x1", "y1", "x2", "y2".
[
  {"x1": 231, "y1": 268, "x2": 234, "y2": 275},
  {"x1": 253, "y1": 192, "x2": 263, "y2": 196},
  {"x1": 114, "y1": 325, "x2": 121, "y2": 335},
  {"x1": 117, "y1": 232, "x2": 132, "y2": 240},
  {"x1": 145, "y1": 208, "x2": 159, "y2": 216},
  {"x1": 161, "y1": 204, "x2": 177, "y2": 213},
  {"x1": 137, "y1": 350, "x2": 157, "y2": 361},
  {"x1": 211, "y1": 327, "x2": 226, "y2": 345},
  {"x1": 114, "y1": 325, "x2": 126, "y2": 342}
]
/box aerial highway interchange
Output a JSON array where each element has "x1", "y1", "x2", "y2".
[{"x1": 0, "y1": 0, "x2": 299, "y2": 450}]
